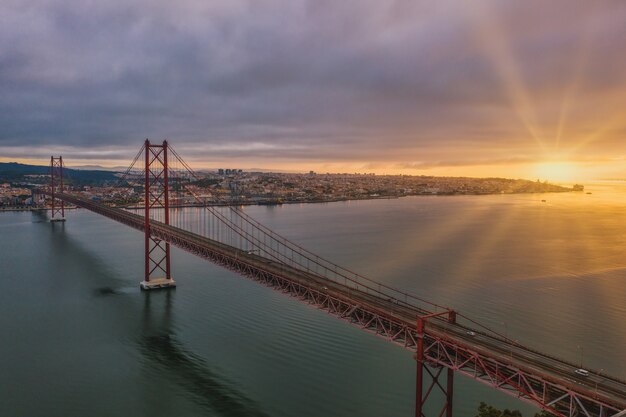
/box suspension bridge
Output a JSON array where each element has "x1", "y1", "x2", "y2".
[{"x1": 36, "y1": 140, "x2": 626, "y2": 417}]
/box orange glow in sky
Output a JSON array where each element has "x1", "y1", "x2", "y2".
[{"x1": 1, "y1": 0, "x2": 625, "y2": 184}]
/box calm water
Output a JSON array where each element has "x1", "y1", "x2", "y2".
[{"x1": 1, "y1": 182, "x2": 626, "y2": 417}]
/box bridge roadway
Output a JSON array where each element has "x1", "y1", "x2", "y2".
[{"x1": 49, "y1": 192, "x2": 626, "y2": 416}]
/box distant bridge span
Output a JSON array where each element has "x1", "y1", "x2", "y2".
[{"x1": 37, "y1": 140, "x2": 626, "y2": 417}]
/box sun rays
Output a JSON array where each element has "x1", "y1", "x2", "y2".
[
  {"x1": 461, "y1": 0, "x2": 621, "y2": 182},
  {"x1": 463, "y1": 0, "x2": 546, "y2": 152}
]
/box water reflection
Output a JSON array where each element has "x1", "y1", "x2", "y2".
[{"x1": 139, "y1": 292, "x2": 271, "y2": 417}]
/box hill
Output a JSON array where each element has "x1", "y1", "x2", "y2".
[{"x1": 0, "y1": 162, "x2": 119, "y2": 185}]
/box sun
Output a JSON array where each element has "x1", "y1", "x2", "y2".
[{"x1": 531, "y1": 162, "x2": 579, "y2": 183}]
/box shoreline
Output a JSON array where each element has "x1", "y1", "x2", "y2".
[
  {"x1": 0, "y1": 189, "x2": 582, "y2": 213},
  {"x1": 101, "y1": 189, "x2": 584, "y2": 210},
  {"x1": 0, "y1": 206, "x2": 80, "y2": 213}
]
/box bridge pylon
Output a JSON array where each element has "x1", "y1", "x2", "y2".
[
  {"x1": 140, "y1": 139, "x2": 176, "y2": 290},
  {"x1": 415, "y1": 310, "x2": 456, "y2": 417},
  {"x1": 49, "y1": 156, "x2": 66, "y2": 222}
]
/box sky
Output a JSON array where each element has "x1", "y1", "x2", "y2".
[{"x1": 1, "y1": 0, "x2": 625, "y2": 182}]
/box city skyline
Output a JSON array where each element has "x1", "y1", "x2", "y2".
[{"x1": 1, "y1": 0, "x2": 625, "y2": 181}]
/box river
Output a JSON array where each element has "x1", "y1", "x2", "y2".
[{"x1": 1, "y1": 182, "x2": 625, "y2": 416}]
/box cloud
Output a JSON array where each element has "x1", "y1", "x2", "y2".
[
  {"x1": 394, "y1": 157, "x2": 537, "y2": 170},
  {"x1": 0, "y1": 0, "x2": 625, "y2": 172}
]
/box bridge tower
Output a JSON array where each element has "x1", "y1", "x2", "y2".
[
  {"x1": 140, "y1": 139, "x2": 176, "y2": 290},
  {"x1": 49, "y1": 156, "x2": 66, "y2": 222},
  {"x1": 415, "y1": 310, "x2": 456, "y2": 417}
]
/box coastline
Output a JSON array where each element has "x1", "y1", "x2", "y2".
[
  {"x1": 0, "y1": 189, "x2": 582, "y2": 213},
  {"x1": 117, "y1": 188, "x2": 583, "y2": 210}
]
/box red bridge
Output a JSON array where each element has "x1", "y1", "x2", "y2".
[{"x1": 38, "y1": 140, "x2": 626, "y2": 417}]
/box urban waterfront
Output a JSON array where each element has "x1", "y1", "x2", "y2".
[{"x1": 1, "y1": 182, "x2": 625, "y2": 417}]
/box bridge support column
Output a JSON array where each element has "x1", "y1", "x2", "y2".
[
  {"x1": 415, "y1": 310, "x2": 456, "y2": 417},
  {"x1": 49, "y1": 156, "x2": 66, "y2": 222},
  {"x1": 140, "y1": 139, "x2": 176, "y2": 290}
]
